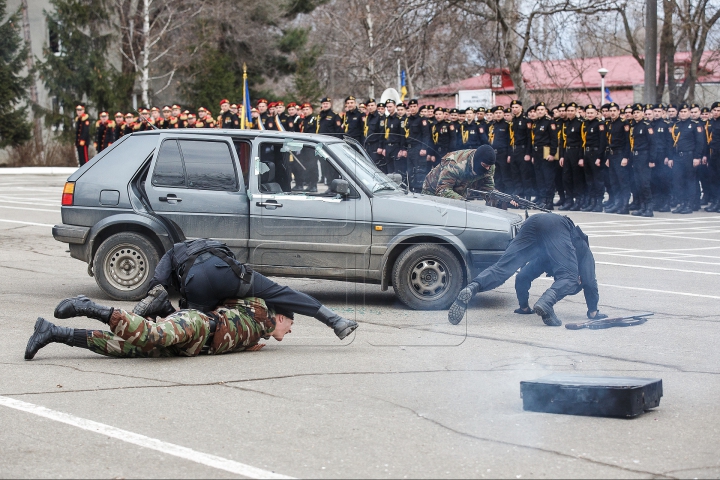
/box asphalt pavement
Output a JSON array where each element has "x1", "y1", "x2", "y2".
[{"x1": 0, "y1": 174, "x2": 718, "y2": 479}]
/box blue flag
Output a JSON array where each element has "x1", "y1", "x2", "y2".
[
  {"x1": 244, "y1": 77, "x2": 252, "y2": 126},
  {"x1": 604, "y1": 87, "x2": 613, "y2": 103}
]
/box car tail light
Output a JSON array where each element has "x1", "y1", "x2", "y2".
[{"x1": 61, "y1": 182, "x2": 75, "y2": 206}]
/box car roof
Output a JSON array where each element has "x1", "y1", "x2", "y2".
[{"x1": 131, "y1": 129, "x2": 344, "y2": 144}]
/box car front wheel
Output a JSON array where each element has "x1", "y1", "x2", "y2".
[
  {"x1": 93, "y1": 232, "x2": 160, "y2": 301},
  {"x1": 391, "y1": 243, "x2": 464, "y2": 310}
]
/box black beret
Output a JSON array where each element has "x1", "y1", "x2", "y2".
[
  {"x1": 510, "y1": 99, "x2": 522, "y2": 106},
  {"x1": 320, "y1": 97, "x2": 331, "y2": 103},
  {"x1": 408, "y1": 99, "x2": 418, "y2": 106}
]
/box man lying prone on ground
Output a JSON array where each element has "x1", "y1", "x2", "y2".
[{"x1": 25, "y1": 295, "x2": 292, "y2": 359}]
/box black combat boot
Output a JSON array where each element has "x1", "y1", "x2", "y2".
[
  {"x1": 570, "y1": 196, "x2": 583, "y2": 211},
  {"x1": 657, "y1": 201, "x2": 671, "y2": 212},
  {"x1": 133, "y1": 285, "x2": 175, "y2": 318},
  {"x1": 671, "y1": 202, "x2": 685, "y2": 214},
  {"x1": 448, "y1": 282, "x2": 479, "y2": 325},
  {"x1": 616, "y1": 199, "x2": 630, "y2": 214},
  {"x1": 553, "y1": 195, "x2": 565, "y2": 206},
  {"x1": 54, "y1": 296, "x2": 113, "y2": 323},
  {"x1": 642, "y1": 203, "x2": 654, "y2": 217},
  {"x1": 559, "y1": 199, "x2": 573, "y2": 211},
  {"x1": 604, "y1": 200, "x2": 620, "y2": 213},
  {"x1": 315, "y1": 306, "x2": 358, "y2": 340},
  {"x1": 628, "y1": 200, "x2": 640, "y2": 211},
  {"x1": 24, "y1": 317, "x2": 74, "y2": 360},
  {"x1": 533, "y1": 291, "x2": 562, "y2": 326},
  {"x1": 592, "y1": 197, "x2": 604, "y2": 212},
  {"x1": 545, "y1": 198, "x2": 554, "y2": 210},
  {"x1": 679, "y1": 204, "x2": 693, "y2": 214},
  {"x1": 704, "y1": 201, "x2": 718, "y2": 212},
  {"x1": 582, "y1": 198, "x2": 596, "y2": 212},
  {"x1": 631, "y1": 203, "x2": 646, "y2": 216}
]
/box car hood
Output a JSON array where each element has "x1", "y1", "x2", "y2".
[{"x1": 371, "y1": 192, "x2": 522, "y2": 231}]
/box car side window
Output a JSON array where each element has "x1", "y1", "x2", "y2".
[
  {"x1": 257, "y1": 142, "x2": 343, "y2": 195},
  {"x1": 179, "y1": 140, "x2": 238, "y2": 191},
  {"x1": 152, "y1": 140, "x2": 185, "y2": 187},
  {"x1": 234, "y1": 141, "x2": 251, "y2": 189}
]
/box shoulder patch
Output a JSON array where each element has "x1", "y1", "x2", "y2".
[
  {"x1": 551, "y1": 124, "x2": 556, "y2": 130},
  {"x1": 599, "y1": 125, "x2": 605, "y2": 131},
  {"x1": 85, "y1": 121, "x2": 90, "y2": 125},
  {"x1": 422, "y1": 120, "x2": 427, "y2": 126},
  {"x1": 449, "y1": 125, "x2": 455, "y2": 131},
  {"x1": 648, "y1": 128, "x2": 653, "y2": 134},
  {"x1": 624, "y1": 125, "x2": 630, "y2": 131},
  {"x1": 698, "y1": 126, "x2": 704, "y2": 133}
]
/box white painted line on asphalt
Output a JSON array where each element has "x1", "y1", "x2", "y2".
[
  {"x1": 0, "y1": 396, "x2": 294, "y2": 479},
  {"x1": 594, "y1": 252, "x2": 720, "y2": 265},
  {"x1": 537, "y1": 277, "x2": 720, "y2": 300},
  {"x1": 0, "y1": 219, "x2": 54, "y2": 227},
  {"x1": 0, "y1": 198, "x2": 58, "y2": 207},
  {"x1": 596, "y1": 261, "x2": 720, "y2": 275},
  {"x1": 0, "y1": 205, "x2": 60, "y2": 213},
  {"x1": 589, "y1": 233, "x2": 720, "y2": 242}
]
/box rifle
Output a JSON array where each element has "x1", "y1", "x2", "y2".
[
  {"x1": 467, "y1": 189, "x2": 552, "y2": 217},
  {"x1": 565, "y1": 312, "x2": 653, "y2": 330},
  {"x1": 135, "y1": 109, "x2": 159, "y2": 130}
]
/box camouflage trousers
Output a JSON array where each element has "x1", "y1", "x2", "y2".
[{"x1": 84, "y1": 297, "x2": 272, "y2": 358}]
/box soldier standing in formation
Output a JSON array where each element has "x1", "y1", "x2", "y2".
[
  {"x1": 94, "y1": 112, "x2": 114, "y2": 154},
  {"x1": 74, "y1": 105, "x2": 91, "y2": 166}
]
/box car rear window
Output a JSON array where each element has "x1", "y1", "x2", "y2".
[
  {"x1": 179, "y1": 140, "x2": 237, "y2": 191},
  {"x1": 151, "y1": 139, "x2": 238, "y2": 191}
]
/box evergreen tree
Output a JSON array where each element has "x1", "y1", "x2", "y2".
[
  {"x1": 181, "y1": 48, "x2": 243, "y2": 111},
  {"x1": 0, "y1": 0, "x2": 32, "y2": 148},
  {"x1": 37, "y1": 0, "x2": 119, "y2": 141}
]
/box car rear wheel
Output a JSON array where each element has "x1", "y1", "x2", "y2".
[
  {"x1": 93, "y1": 232, "x2": 160, "y2": 301},
  {"x1": 392, "y1": 243, "x2": 464, "y2": 310}
]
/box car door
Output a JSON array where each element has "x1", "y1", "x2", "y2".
[
  {"x1": 144, "y1": 133, "x2": 250, "y2": 261},
  {"x1": 248, "y1": 139, "x2": 371, "y2": 279}
]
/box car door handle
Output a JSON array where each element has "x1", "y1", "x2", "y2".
[
  {"x1": 159, "y1": 194, "x2": 182, "y2": 203},
  {"x1": 256, "y1": 200, "x2": 283, "y2": 209}
]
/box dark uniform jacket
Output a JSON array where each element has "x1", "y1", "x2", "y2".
[
  {"x1": 669, "y1": 119, "x2": 705, "y2": 158},
  {"x1": 300, "y1": 114, "x2": 317, "y2": 134},
  {"x1": 364, "y1": 111, "x2": 382, "y2": 147},
  {"x1": 457, "y1": 121, "x2": 481, "y2": 150},
  {"x1": 94, "y1": 120, "x2": 114, "y2": 152},
  {"x1": 405, "y1": 113, "x2": 429, "y2": 150},
  {"x1": 580, "y1": 119, "x2": 606, "y2": 160},
  {"x1": 560, "y1": 117, "x2": 584, "y2": 157},
  {"x1": 382, "y1": 113, "x2": 405, "y2": 150},
  {"x1": 431, "y1": 120, "x2": 453, "y2": 158},
  {"x1": 629, "y1": 120, "x2": 657, "y2": 160},
  {"x1": 531, "y1": 116, "x2": 558, "y2": 156},
  {"x1": 605, "y1": 118, "x2": 630, "y2": 157},
  {"x1": 75, "y1": 114, "x2": 91, "y2": 147},
  {"x1": 489, "y1": 120, "x2": 510, "y2": 151},
  {"x1": 509, "y1": 114, "x2": 532, "y2": 156},
  {"x1": 113, "y1": 121, "x2": 125, "y2": 141},
  {"x1": 195, "y1": 115, "x2": 215, "y2": 128},
  {"x1": 706, "y1": 117, "x2": 720, "y2": 156},
  {"x1": 342, "y1": 108, "x2": 364, "y2": 141},
  {"x1": 219, "y1": 111, "x2": 240, "y2": 129},
  {"x1": 315, "y1": 109, "x2": 343, "y2": 136}
]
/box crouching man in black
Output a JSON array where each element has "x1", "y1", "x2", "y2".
[
  {"x1": 132, "y1": 239, "x2": 358, "y2": 339},
  {"x1": 448, "y1": 213, "x2": 606, "y2": 326}
]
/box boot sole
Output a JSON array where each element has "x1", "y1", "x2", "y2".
[
  {"x1": 336, "y1": 322, "x2": 358, "y2": 340},
  {"x1": 54, "y1": 295, "x2": 88, "y2": 319},
  {"x1": 25, "y1": 317, "x2": 49, "y2": 360},
  {"x1": 533, "y1": 305, "x2": 562, "y2": 326},
  {"x1": 448, "y1": 300, "x2": 467, "y2": 325}
]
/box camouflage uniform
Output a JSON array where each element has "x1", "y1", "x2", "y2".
[
  {"x1": 421, "y1": 149, "x2": 495, "y2": 199},
  {"x1": 84, "y1": 297, "x2": 275, "y2": 358}
]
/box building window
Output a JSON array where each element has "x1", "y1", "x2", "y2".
[
  {"x1": 491, "y1": 75, "x2": 502, "y2": 88},
  {"x1": 48, "y1": 21, "x2": 62, "y2": 55}
]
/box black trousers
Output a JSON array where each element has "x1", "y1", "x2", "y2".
[
  {"x1": 583, "y1": 148, "x2": 604, "y2": 200},
  {"x1": 533, "y1": 149, "x2": 558, "y2": 201},
  {"x1": 493, "y1": 148, "x2": 511, "y2": 193},
  {"x1": 407, "y1": 145, "x2": 427, "y2": 191},
  {"x1": 470, "y1": 213, "x2": 580, "y2": 307},
  {"x1": 608, "y1": 151, "x2": 631, "y2": 203},
  {"x1": 185, "y1": 256, "x2": 322, "y2": 316},
  {"x1": 562, "y1": 147, "x2": 585, "y2": 199},
  {"x1": 76, "y1": 144, "x2": 89, "y2": 166},
  {"x1": 385, "y1": 144, "x2": 401, "y2": 174},
  {"x1": 632, "y1": 151, "x2": 653, "y2": 205},
  {"x1": 651, "y1": 157, "x2": 672, "y2": 205},
  {"x1": 510, "y1": 146, "x2": 533, "y2": 197},
  {"x1": 708, "y1": 149, "x2": 720, "y2": 202},
  {"x1": 672, "y1": 153, "x2": 696, "y2": 205}
]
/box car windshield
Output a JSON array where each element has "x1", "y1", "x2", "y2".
[{"x1": 325, "y1": 142, "x2": 401, "y2": 194}]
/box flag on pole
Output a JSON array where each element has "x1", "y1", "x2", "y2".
[
  {"x1": 400, "y1": 70, "x2": 407, "y2": 101},
  {"x1": 604, "y1": 87, "x2": 613, "y2": 103},
  {"x1": 241, "y1": 63, "x2": 252, "y2": 129},
  {"x1": 275, "y1": 115, "x2": 285, "y2": 131}
]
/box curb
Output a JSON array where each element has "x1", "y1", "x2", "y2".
[{"x1": 0, "y1": 167, "x2": 78, "y2": 175}]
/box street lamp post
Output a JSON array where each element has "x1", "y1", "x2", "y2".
[
  {"x1": 394, "y1": 47, "x2": 404, "y2": 93},
  {"x1": 598, "y1": 67, "x2": 609, "y2": 106}
]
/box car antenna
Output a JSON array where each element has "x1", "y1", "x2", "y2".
[{"x1": 135, "y1": 109, "x2": 159, "y2": 130}]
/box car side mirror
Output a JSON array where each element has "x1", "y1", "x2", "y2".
[
  {"x1": 330, "y1": 179, "x2": 350, "y2": 196},
  {"x1": 387, "y1": 173, "x2": 403, "y2": 185}
]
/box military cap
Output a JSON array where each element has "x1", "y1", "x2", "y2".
[
  {"x1": 172, "y1": 104, "x2": 181, "y2": 109},
  {"x1": 419, "y1": 105, "x2": 427, "y2": 111},
  {"x1": 256, "y1": 98, "x2": 268, "y2": 105},
  {"x1": 161, "y1": 105, "x2": 171, "y2": 111},
  {"x1": 139, "y1": 108, "x2": 149, "y2": 113},
  {"x1": 585, "y1": 104, "x2": 597, "y2": 110},
  {"x1": 408, "y1": 99, "x2": 418, "y2": 106},
  {"x1": 426, "y1": 104, "x2": 435, "y2": 110},
  {"x1": 187, "y1": 113, "x2": 196, "y2": 119},
  {"x1": 219, "y1": 99, "x2": 229, "y2": 106},
  {"x1": 702, "y1": 106, "x2": 710, "y2": 113},
  {"x1": 631, "y1": 103, "x2": 644, "y2": 113},
  {"x1": 268, "y1": 102, "x2": 277, "y2": 108},
  {"x1": 345, "y1": 95, "x2": 356, "y2": 102},
  {"x1": 274, "y1": 305, "x2": 295, "y2": 320},
  {"x1": 712, "y1": 102, "x2": 720, "y2": 109},
  {"x1": 230, "y1": 103, "x2": 238, "y2": 109},
  {"x1": 624, "y1": 104, "x2": 633, "y2": 110},
  {"x1": 655, "y1": 103, "x2": 666, "y2": 109},
  {"x1": 75, "y1": 104, "x2": 85, "y2": 109},
  {"x1": 510, "y1": 99, "x2": 522, "y2": 106},
  {"x1": 444, "y1": 107, "x2": 451, "y2": 113},
  {"x1": 464, "y1": 107, "x2": 474, "y2": 113},
  {"x1": 667, "y1": 103, "x2": 677, "y2": 110},
  {"x1": 398, "y1": 102, "x2": 407, "y2": 108},
  {"x1": 300, "y1": 102, "x2": 312, "y2": 109},
  {"x1": 366, "y1": 98, "x2": 376, "y2": 104},
  {"x1": 601, "y1": 103, "x2": 611, "y2": 109},
  {"x1": 577, "y1": 105, "x2": 585, "y2": 111},
  {"x1": 385, "y1": 99, "x2": 396, "y2": 105},
  {"x1": 476, "y1": 107, "x2": 486, "y2": 113},
  {"x1": 183, "y1": 110, "x2": 190, "y2": 114},
  {"x1": 607, "y1": 102, "x2": 619, "y2": 109},
  {"x1": 645, "y1": 103, "x2": 654, "y2": 110},
  {"x1": 359, "y1": 103, "x2": 366, "y2": 108},
  {"x1": 567, "y1": 102, "x2": 578, "y2": 108},
  {"x1": 678, "y1": 103, "x2": 690, "y2": 110},
  {"x1": 151, "y1": 106, "x2": 160, "y2": 112},
  {"x1": 690, "y1": 103, "x2": 700, "y2": 109},
  {"x1": 124, "y1": 113, "x2": 134, "y2": 118},
  {"x1": 557, "y1": 102, "x2": 567, "y2": 109},
  {"x1": 526, "y1": 105, "x2": 536, "y2": 112},
  {"x1": 490, "y1": 106, "x2": 501, "y2": 112},
  {"x1": 434, "y1": 107, "x2": 444, "y2": 113},
  {"x1": 287, "y1": 102, "x2": 297, "y2": 108},
  {"x1": 251, "y1": 107, "x2": 258, "y2": 113},
  {"x1": 536, "y1": 101, "x2": 547, "y2": 108},
  {"x1": 114, "y1": 112, "x2": 124, "y2": 117},
  {"x1": 276, "y1": 101, "x2": 284, "y2": 107},
  {"x1": 320, "y1": 97, "x2": 332, "y2": 103},
  {"x1": 377, "y1": 102, "x2": 385, "y2": 108},
  {"x1": 504, "y1": 108, "x2": 511, "y2": 113},
  {"x1": 99, "y1": 111, "x2": 108, "y2": 116},
  {"x1": 197, "y1": 107, "x2": 207, "y2": 112}
]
